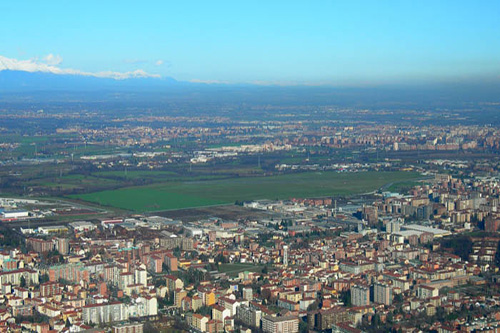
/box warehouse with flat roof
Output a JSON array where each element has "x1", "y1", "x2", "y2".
[{"x1": 402, "y1": 224, "x2": 450, "y2": 238}]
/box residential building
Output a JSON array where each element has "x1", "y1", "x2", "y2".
[
  {"x1": 351, "y1": 285, "x2": 370, "y2": 307},
  {"x1": 112, "y1": 322, "x2": 144, "y2": 333},
  {"x1": 82, "y1": 302, "x2": 128, "y2": 324},
  {"x1": 236, "y1": 304, "x2": 262, "y2": 329},
  {"x1": 374, "y1": 282, "x2": 392, "y2": 306},
  {"x1": 262, "y1": 316, "x2": 299, "y2": 333}
]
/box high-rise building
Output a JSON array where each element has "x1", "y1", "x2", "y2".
[
  {"x1": 374, "y1": 282, "x2": 393, "y2": 306},
  {"x1": 386, "y1": 221, "x2": 400, "y2": 234},
  {"x1": 236, "y1": 304, "x2": 262, "y2": 329},
  {"x1": 165, "y1": 254, "x2": 178, "y2": 272},
  {"x1": 243, "y1": 287, "x2": 253, "y2": 301},
  {"x1": 175, "y1": 289, "x2": 188, "y2": 308},
  {"x1": 283, "y1": 245, "x2": 289, "y2": 266},
  {"x1": 362, "y1": 206, "x2": 378, "y2": 226},
  {"x1": 55, "y1": 237, "x2": 70, "y2": 254},
  {"x1": 485, "y1": 217, "x2": 500, "y2": 233},
  {"x1": 351, "y1": 285, "x2": 370, "y2": 307},
  {"x1": 26, "y1": 238, "x2": 53, "y2": 253},
  {"x1": 307, "y1": 307, "x2": 350, "y2": 331}
]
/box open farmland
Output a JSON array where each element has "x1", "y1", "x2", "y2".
[{"x1": 69, "y1": 171, "x2": 422, "y2": 212}]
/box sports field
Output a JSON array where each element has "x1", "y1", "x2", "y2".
[
  {"x1": 70, "y1": 171, "x2": 421, "y2": 212},
  {"x1": 217, "y1": 263, "x2": 264, "y2": 277}
]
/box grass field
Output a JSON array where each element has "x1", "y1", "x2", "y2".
[
  {"x1": 93, "y1": 170, "x2": 178, "y2": 180},
  {"x1": 92, "y1": 170, "x2": 230, "y2": 182},
  {"x1": 386, "y1": 180, "x2": 427, "y2": 193},
  {"x1": 70, "y1": 171, "x2": 422, "y2": 212},
  {"x1": 218, "y1": 263, "x2": 264, "y2": 277},
  {"x1": 29, "y1": 174, "x2": 120, "y2": 190}
]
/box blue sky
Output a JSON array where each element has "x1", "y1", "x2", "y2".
[{"x1": 1, "y1": 1, "x2": 499, "y2": 85}]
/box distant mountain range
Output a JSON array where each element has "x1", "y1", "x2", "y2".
[
  {"x1": 1, "y1": 69, "x2": 499, "y2": 109},
  {"x1": 0, "y1": 70, "x2": 179, "y2": 91}
]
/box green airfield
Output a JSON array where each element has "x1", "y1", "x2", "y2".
[{"x1": 69, "y1": 170, "x2": 422, "y2": 212}]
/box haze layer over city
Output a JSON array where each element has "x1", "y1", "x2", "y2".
[{"x1": 1, "y1": 1, "x2": 500, "y2": 333}]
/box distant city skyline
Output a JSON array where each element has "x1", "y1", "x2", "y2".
[{"x1": 1, "y1": 0, "x2": 499, "y2": 85}]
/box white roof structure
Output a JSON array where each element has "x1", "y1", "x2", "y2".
[{"x1": 402, "y1": 224, "x2": 451, "y2": 237}]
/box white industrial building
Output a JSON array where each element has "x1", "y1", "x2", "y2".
[
  {"x1": 69, "y1": 221, "x2": 97, "y2": 232},
  {"x1": 1, "y1": 210, "x2": 29, "y2": 220}
]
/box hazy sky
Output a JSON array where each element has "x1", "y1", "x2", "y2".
[{"x1": 1, "y1": 1, "x2": 499, "y2": 85}]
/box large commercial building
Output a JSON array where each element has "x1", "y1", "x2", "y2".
[
  {"x1": 1, "y1": 210, "x2": 29, "y2": 220},
  {"x1": 402, "y1": 224, "x2": 450, "y2": 238},
  {"x1": 69, "y1": 221, "x2": 97, "y2": 232}
]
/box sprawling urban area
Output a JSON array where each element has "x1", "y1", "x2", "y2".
[{"x1": 1, "y1": 99, "x2": 500, "y2": 333}]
